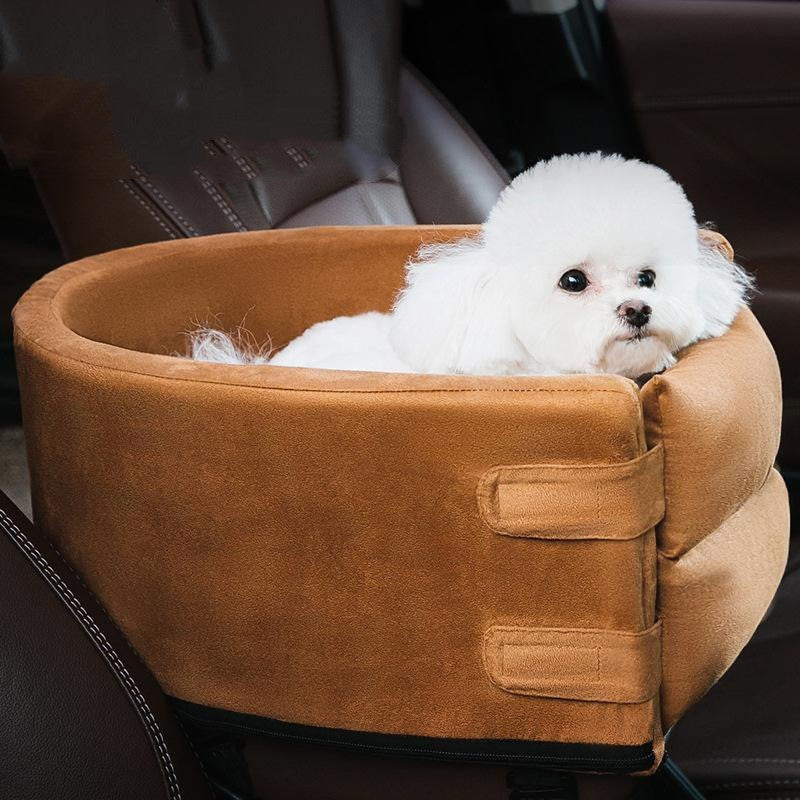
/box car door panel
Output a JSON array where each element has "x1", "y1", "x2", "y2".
[{"x1": 607, "y1": 0, "x2": 800, "y2": 468}]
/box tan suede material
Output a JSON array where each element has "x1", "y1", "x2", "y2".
[
  {"x1": 640, "y1": 308, "x2": 783, "y2": 559},
  {"x1": 11, "y1": 226, "x2": 789, "y2": 770},
  {"x1": 659, "y1": 468, "x2": 789, "y2": 728},
  {"x1": 483, "y1": 622, "x2": 661, "y2": 703},
  {"x1": 637, "y1": 304, "x2": 789, "y2": 727},
  {"x1": 478, "y1": 445, "x2": 664, "y2": 540}
]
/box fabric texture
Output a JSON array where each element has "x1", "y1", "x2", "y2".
[
  {"x1": 482, "y1": 622, "x2": 662, "y2": 703},
  {"x1": 12, "y1": 225, "x2": 789, "y2": 773},
  {"x1": 478, "y1": 445, "x2": 664, "y2": 540}
]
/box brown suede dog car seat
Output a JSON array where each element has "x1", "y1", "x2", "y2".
[{"x1": 12, "y1": 225, "x2": 789, "y2": 776}]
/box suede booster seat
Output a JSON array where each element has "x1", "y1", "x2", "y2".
[{"x1": 13, "y1": 225, "x2": 789, "y2": 776}]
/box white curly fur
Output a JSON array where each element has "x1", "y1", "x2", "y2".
[
  {"x1": 186, "y1": 325, "x2": 271, "y2": 365},
  {"x1": 187, "y1": 153, "x2": 752, "y2": 378}
]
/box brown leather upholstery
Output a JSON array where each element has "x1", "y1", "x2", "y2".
[
  {"x1": 0, "y1": 490, "x2": 212, "y2": 800},
  {"x1": 0, "y1": 0, "x2": 507, "y2": 263},
  {"x1": 0, "y1": 157, "x2": 61, "y2": 413},
  {"x1": 607, "y1": 0, "x2": 800, "y2": 469},
  {"x1": 399, "y1": 66, "x2": 509, "y2": 224}
]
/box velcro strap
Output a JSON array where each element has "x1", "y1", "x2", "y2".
[
  {"x1": 477, "y1": 444, "x2": 664, "y2": 540},
  {"x1": 483, "y1": 622, "x2": 662, "y2": 704}
]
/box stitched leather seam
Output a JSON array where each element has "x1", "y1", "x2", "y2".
[
  {"x1": 193, "y1": 168, "x2": 248, "y2": 232},
  {"x1": 130, "y1": 166, "x2": 199, "y2": 237},
  {"x1": 219, "y1": 137, "x2": 258, "y2": 179},
  {"x1": 118, "y1": 180, "x2": 179, "y2": 240},
  {"x1": 38, "y1": 539, "x2": 214, "y2": 798},
  {"x1": 285, "y1": 145, "x2": 309, "y2": 169},
  {"x1": 0, "y1": 509, "x2": 182, "y2": 800}
]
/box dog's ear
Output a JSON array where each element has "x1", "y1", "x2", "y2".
[
  {"x1": 696, "y1": 228, "x2": 753, "y2": 338},
  {"x1": 389, "y1": 235, "x2": 518, "y2": 374},
  {"x1": 698, "y1": 228, "x2": 735, "y2": 262}
]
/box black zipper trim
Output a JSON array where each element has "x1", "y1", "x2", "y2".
[{"x1": 171, "y1": 698, "x2": 655, "y2": 773}]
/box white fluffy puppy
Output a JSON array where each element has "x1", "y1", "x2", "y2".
[{"x1": 190, "y1": 153, "x2": 751, "y2": 378}]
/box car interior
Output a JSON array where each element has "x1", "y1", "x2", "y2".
[{"x1": 0, "y1": 2, "x2": 797, "y2": 799}]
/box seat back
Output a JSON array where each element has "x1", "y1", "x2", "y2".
[
  {"x1": 0, "y1": 490, "x2": 213, "y2": 800},
  {"x1": 0, "y1": 0, "x2": 507, "y2": 260}
]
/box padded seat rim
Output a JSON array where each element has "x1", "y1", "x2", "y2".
[{"x1": 12, "y1": 225, "x2": 642, "y2": 400}]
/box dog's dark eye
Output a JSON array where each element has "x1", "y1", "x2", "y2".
[
  {"x1": 637, "y1": 269, "x2": 656, "y2": 288},
  {"x1": 558, "y1": 269, "x2": 588, "y2": 293}
]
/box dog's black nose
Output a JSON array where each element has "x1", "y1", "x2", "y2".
[{"x1": 618, "y1": 300, "x2": 652, "y2": 329}]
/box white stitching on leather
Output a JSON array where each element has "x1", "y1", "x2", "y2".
[
  {"x1": 119, "y1": 180, "x2": 179, "y2": 240},
  {"x1": 219, "y1": 137, "x2": 258, "y2": 179},
  {"x1": 130, "y1": 166, "x2": 200, "y2": 237},
  {"x1": 193, "y1": 168, "x2": 248, "y2": 231},
  {"x1": 0, "y1": 508, "x2": 182, "y2": 800}
]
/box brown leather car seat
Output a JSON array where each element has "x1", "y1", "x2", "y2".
[
  {"x1": 0, "y1": 0, "x2": 507, "y2": 261},
  {"x1": 0, "y1": 489, "x2": 213, "y2": 800}
]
